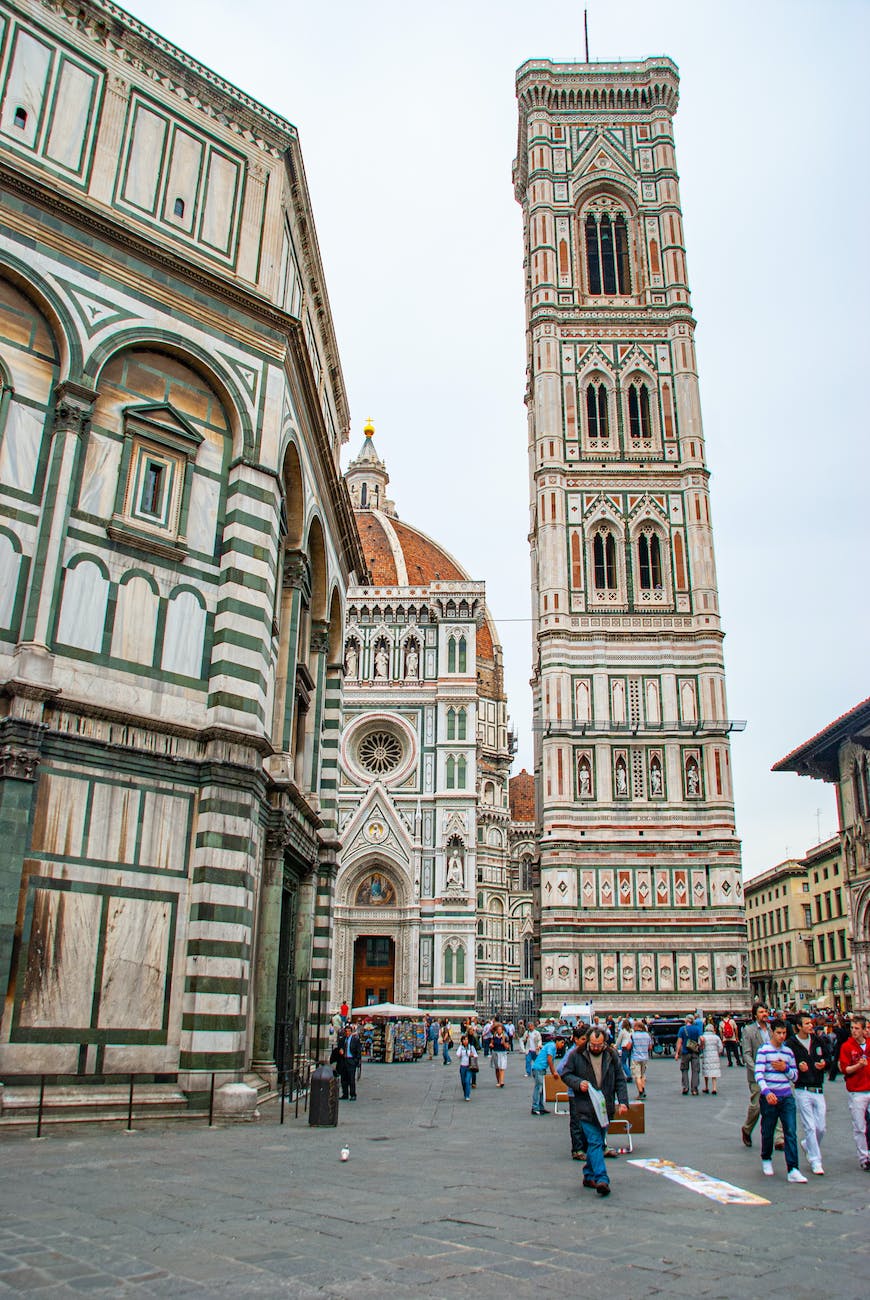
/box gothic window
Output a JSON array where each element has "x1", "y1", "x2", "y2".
[
  {"x1": 457, "y1": 756, "x2": 467, "y2": 788},
  {"x1": 448, "y1": 636, "x2": 455, "y2": 672},
  {"x1": 455, "y1": 944, "x2": 465, "y2": 983},
  {"x1": 446, "y1": 755, "x2": 456, "y2": 788},
  {"x1": 360, "y1": 482, "x2": 368, "y2": 506},
  {"x1": 523, "y1": 937, "x2": 534, "y2": 980},
  {"x1": 637, "y1": 532, "x2": 662, "y2": 590},
  {"x1": 627, "y1": 382, "x2": 652, "y2": 441},
  {"x1": 521, "y1": 856, "x2": 533, "y2": 891},
  {"x1": 457, "y1": 635, "x2": 467, "y2": 672},
  {"x1": 444, "y1": 946, "x2": 454, "y2": 984},
  {"x1": 584, "y1": 211, "x2": 631, "y2": 295},
  {"x1": 457, "y1": 707, "x2": 467, "y2": 740},
  {"x1": 593, "y1": 532, "x2": 617, "y2": 590},
  {"x1": 447, "y1": 707, "x2": 456, "y2": 740},
  {"x1": 585, "y1": 381, "x2": 610, "y2": 441}
]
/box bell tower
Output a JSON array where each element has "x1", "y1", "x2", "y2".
[{"x1": 514, "y1": 58, "x2": 748, "y2": 1013}]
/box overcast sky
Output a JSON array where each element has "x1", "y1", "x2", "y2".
[{"x1": 130, "y1": 0, "x2": 869, "y2": 879}]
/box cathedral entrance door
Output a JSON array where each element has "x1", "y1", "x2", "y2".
[{"x1": 352, "y1": 935, "x2": 395, "y2": 1007}]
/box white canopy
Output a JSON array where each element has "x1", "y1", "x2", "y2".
[{"x1": 350, "y1": 1001, "x2": 425, "y2": 1018}]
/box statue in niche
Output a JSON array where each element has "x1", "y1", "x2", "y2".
[
  {"x1": 344, "y1": 642, "x2": 358, "y2": 679},
  {"x1": 446, "y1": 844, "x2": 464, "y2": 888},
  {"x1": 374, "y1": 643, "x2": 389, "y2": 679},
  {"x1": 615, "y1": 758, "x2": 628, "y2": 796},
  {"x1": 578, "y1": 757, "x2": 591, "y2": 797},
  {"x1": 649, "y1": 759, "x2": 663, "y2": 796},
  {"x1": 404, "y1": 641, "x2": 419, "y2": 679},
  {"x1": 686, "y1": 758, "x2": 700, "y2": 796}
]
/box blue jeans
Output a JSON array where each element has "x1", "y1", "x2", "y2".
[
  {"x1": 620, "y1": 1048, "x2": 632, "y2": 1082},
  {"x1": 532, "y1": 1068, "x2": 546, "y2": 1111},
  {"x1": 442, "y1": 1042, "x2": 451, "y2": 1063},
  {"x1": 459, "y1": 1065, "x2": 472, "y2": 1099},
  {"x1": 760, "y1": 1092, "x2": 798, "y2": 1170},
  {"x1": 580, "y1": 1119, "x2": 608, "y2": 1186},
  {"x1": 525, "y1": 1050, "x2": 535, "y2": 1076}
]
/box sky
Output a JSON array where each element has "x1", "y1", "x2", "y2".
[{"x1": 129, "y1": 0, "x2": 869, "y2": 879}]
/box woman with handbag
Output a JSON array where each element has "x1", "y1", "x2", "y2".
[
  {"x1": 457, "y1": 1033, "x2": 478, "y2": 1100},
  {"x1": 490, "y1": 1020, "x2": 508, "y2": 1087}
]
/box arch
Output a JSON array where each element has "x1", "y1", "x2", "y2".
[
  {"x1": 0, "y1": 526, "x2": 24, "y2": 632},
  {"x1": 55, "y1": 555, "x2": 109, "y2": 652},
  {"x1": 327, "y1": 585, "x2": 343, "y2": 664},
  {"x1": 111, "y1": 571, "x2": 159, "y2": 665},
  {"x1": 0, "y1": 252, "x2": 76, "y2": 377},
  {"x1": 163, "y1": 586, "x2": 207, "y2": 677},
  {"x1": 336, "y1": 854, "x2": 412, "y2": 911},
  {"x1": 85, "y1": 329, "x2": 250, "y2": 459},
  {"x1": 281, "y1": 440, "x2": 305, "y2": 549},
  {"x1": 305, "y1": 514, "x2": 328, "y2": 623}
]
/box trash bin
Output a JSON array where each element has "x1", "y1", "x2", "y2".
[{"x1": 308, "y1": 1063, "x2": 339, "y2": 1127}]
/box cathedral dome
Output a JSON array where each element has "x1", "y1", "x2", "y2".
[{"x1": 355, "y1": 508, "x2": 497, "y2": 662}]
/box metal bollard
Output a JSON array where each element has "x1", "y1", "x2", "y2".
[{"x1": 307, "y1": 1063, "x2": 339, "y2": 1127}]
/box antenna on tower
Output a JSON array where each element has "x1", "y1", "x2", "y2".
[{"x1": 584, "y1": 8, "x2": 590, "y2": 61}]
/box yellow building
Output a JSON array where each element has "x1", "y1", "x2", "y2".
[{"x1": 745, "y1": 839, "x2": 853, "y2": 1011}]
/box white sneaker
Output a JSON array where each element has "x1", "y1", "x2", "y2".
[
  {"x1": 787, "y1": 1169, "x2": 808, "y2": 1184},
  {"x1": 799, "y1": 1139, "x2": 808, "y2": 1155},
  {"x1": 761, "y1": 1160, "x2": 774, "y2": 1176},
  {"x1": 811, "y1": 1163, "x2": 824, "y2": 1175}
]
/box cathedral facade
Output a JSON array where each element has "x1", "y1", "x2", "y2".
[
  {"x1": 514, "y1": 58, "x2": 748, "y2": 1014},
  {"x1": 332, "y1": 428, "x2": 531, "y2": 1018}
]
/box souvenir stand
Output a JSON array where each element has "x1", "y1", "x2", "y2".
[{"x1": 350, "y1": 1002, "x2": 427, "y2": 1063}]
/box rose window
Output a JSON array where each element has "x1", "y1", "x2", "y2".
[{"x1": 358, "y1": 730, "x2": 403, "y2": 775}]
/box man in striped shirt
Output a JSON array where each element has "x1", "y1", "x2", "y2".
[{"x1": 755, "y1": 1019, "x2": 807, "y2": 1183}]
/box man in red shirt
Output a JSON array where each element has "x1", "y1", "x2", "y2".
[{"x1": 837, "y1": 1015, "x2": 870, "y2": 1170}]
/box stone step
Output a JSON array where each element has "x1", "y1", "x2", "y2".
[{"x1": 0, "y1": 1082, "x2": 190, "y2": 1128}]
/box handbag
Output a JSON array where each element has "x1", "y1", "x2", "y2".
[{"x1": 468, "y1": 1055, "x2": 479, "y2": 1074}]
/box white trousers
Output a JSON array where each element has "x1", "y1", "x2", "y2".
[
  {"x1": 794, "y1": 1089, "x2": 826, "y2": 1166},
  {"x1": 846, "y1": 1090, "x2": 870, "y2": 1163}
]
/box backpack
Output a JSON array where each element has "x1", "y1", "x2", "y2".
[{"x1": 721, "y1": 1019, "x2": 735, "y2": 1040}]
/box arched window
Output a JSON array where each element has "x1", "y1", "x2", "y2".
[
  {"x1": 444, "y1": 946, "x2": 454, "y2": 984},
  {"x1": 446, "y1": 756, "x2": 456, "y2": 789},
  {"x1": 455, "y1": 945, "x2": 465, "y2": 983},
  {"x1": 446, "y1": 707, "x2": 456, "y2": 740},
  {"x1": 457, "y1": 707, "x2": 467, "y2": 740},
  {"x1": 638, "y1": 532, "x2": 662, "y2": 590},
  {"x1": 628, "y1": 382, "x2": 652, "y2": 440},
  {"x1": 457, "y1": 635, "x2": 467, "y2": 672},
  {"x1": 593, "y1": 532, "x2": 617, "y2": 590},
  {"x1": 585, "y1": 381, "x2": 609, "y2": 441},
  {"x1": 585, "y1": 212, "x2": 631, "y2": 294},
  {"x1": 523, "y1": 937, "x2": 534, "y2": 980},
  {"x1": 447, "y1": 635, "x2": 456, "y2": 672},
  {"x1": 457, "y1": 756, "x2": 467, "y2": 788}
]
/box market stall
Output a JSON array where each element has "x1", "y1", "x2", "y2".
[{"x1": 350, "y1": 1002, "x2": 427, "y2": 1063}]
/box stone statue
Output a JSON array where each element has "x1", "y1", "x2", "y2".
[
  {"x1": 374, "y1": 644, "x2": 389, "y2": 679},
  {"x1": 446, "y1": 846, "x2": 464, "y2": 887},
  {"x1": 615, "y1": 762, "x2": 627, "y2": 796},
  {"x1": 686, "y1": 761, "x2": 700, "y2": 795},
  {"x1": 404, "y1": 643, "x2": 419, "y2": 679},
  {"x1": 344, "y1": 642, "x2": 358, "y2": 678},
  {"x1": 578, "y1": 763, "x2": 591, "y2": 796},
  {"x1": 650, "y1": 763, "x2": 662, "y2": 795}
]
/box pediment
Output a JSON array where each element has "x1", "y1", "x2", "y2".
[
  {"x1": 573, "y1": 132, "x2": 634, "y2": 185},
  {"x1": 123, "y1": 403, "x2": 203, "y2": 449},
  {"x1": 339, "y1": 783, "x2": 412, "y2": 866}
]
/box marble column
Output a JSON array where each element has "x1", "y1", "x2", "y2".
[
  {"x1": 0, "y1": 733, "x2": 40, "y2": 1010},
  {"x1": 249, "y1": 817, "x2": 288, "y2": 1084}
]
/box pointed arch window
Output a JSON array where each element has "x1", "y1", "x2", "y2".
[
  {"x1": 447, "y1": 707, "x2": 456, "y2": 740},
  {"x1": 457, "y1": 707, "x2": 467, "y2": 740},
  {"x1": 593, "y1": 532, "x2": 618, "y2": 591},
  {"x1": 446, "y1": 755, "x2": 456, "y2": 789},
  {"x1": 444, "y1": 946, "x2": 454, "y2": 984},
  {"x1": 637, "y1": 532, "x2": 662, "y2": 590},
  {"x1": 585, "y1": 381, "x2": 610, "y2": 441},
  {"x1": 455, "y1": 944, "x2": 465, "y2": 983},
  {"x1": 585, "y1": 212, "x2": 631, "y2": 295},
  {"x1": 456, "y1": 756, "x2": 467, "y2": 788},
  {"x1": 628, "y1": 382, "x2": 652, "y2": 440},
  {"x1": 457, "y1": 635, "x2": 467, "y2": 672}
]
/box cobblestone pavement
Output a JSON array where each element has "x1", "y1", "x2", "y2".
[{"x1": 1, "y1": 1054, "x2": 868, "y2": 1297}]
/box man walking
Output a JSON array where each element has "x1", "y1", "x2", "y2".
[
  {"x1": 343, "y1": 1023, "x2": 361, "y2": 1099},
  {"x1": 720, "y1": 1013, "x2": 742, "y2": 1068},
  {"x1": 530, "y1": 1029, "x2": 559, "y2": 1115},
  {"x1": 630, "y1": 1019, "x2": 652, "y2": 1100},
  {"x1": 786, "y1": 1012, "x2": 827, "y2": 1175},
  {"x1": 558, "y1": 1023, "x2": 590, "y2": 1158},
  {"x1": 837, "y1": 1014, "x2": 870, "y2": 1170},
  {"x1": 524, "y1": 1021, "x2": 542, "y2": 1077},
  {"x1": 741, "y1": 1003, "x2": 779, "y2": 1147},
  {"x1": 674, "y1": 1013, "x2": 702, "y2": 1096},
  {"x1": 755, "y1": 1018, "x2": 806, "y2": 1182},
  {"x1": 562, "y1": 1026, "x2": 629, "y2": 1196}
]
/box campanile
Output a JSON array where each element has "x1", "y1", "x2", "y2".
[{"x1": 514, "y1": 58, "x2": 748, "y2": 1013}]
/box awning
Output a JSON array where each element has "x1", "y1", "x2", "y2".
[{"x1": 350, "y1": 1001, "x2": 425, "y2": 1018}]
